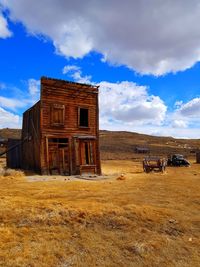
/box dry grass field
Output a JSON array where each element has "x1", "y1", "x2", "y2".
[{"x1": 0, "y1": 158, "x2": 200, "y2": 267}]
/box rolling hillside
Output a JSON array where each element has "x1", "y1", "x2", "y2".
[
  {"x1": 100, "y1": 130, "x2": 200, "y2": 160},
  {"x1": 0, "y1": 128, "x2": 200, "y2": 159},
  {"x1": 0, "y1": 128, "x2": 21, "y2": 140}
]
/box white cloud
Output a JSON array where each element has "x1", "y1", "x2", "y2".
[
  {"x1": 0, "y1": 96, "x2": 26, "y2": 111},
  {"x1": 0, "y1": 107, "x2": 21, "y2": 128},
  {"x1": 54, "y1": 19, "x2": 92, "y2": 59},
  {"x1": 2, "y1": 1, "x2": 200, "y2": 75},
  {"x1": 62, "y1": 66, "x2": 167, "y2": 125},
  {"x1": 62, "y1": 65, "x2": 80, "y2": 75},
  {"x1": 28, "y1": 78, "x2": 40, "y2": 96},
  {"x1": 0, "y1": 11, "x2": 12, "y2": 38},
  {"x1": 148, "y1": 126, "x2": 200, "y2": 139},
  {"x1": 171, "y1": 120, "x2": 188, "y2": 128},
  {"x1": 177, "y1": 98, "x2": 200, "y2": 117},
  {"x1": 99, "y1": 118, "x2": 200, "y2": 139},
  {"x1": 99, "y1": 81, "x2": 167, "y2": 125},
  {"x1": 63, "y1": 65, "x2": 91, "y2": 84},
  {"x1": 163, "y1": 97, "x2": 200, "y2": 134},
  {"x1": 0, "y1": 78, "x2": 40, "y2": 115},
  {"x1": 62, "y1": 65, "x2": 200, "y2": 138}
]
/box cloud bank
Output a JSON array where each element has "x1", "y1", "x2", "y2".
[
  {"x1": 99, "y1": 81, "x2": 166, "y2": 126},
  {"x1": 177, "y1": 98, "x2": 200, "y2": 117},
  {"x1": 0, "y1": 107, "x2": 21, "y2": 128},
  {"x1": 61, "y1": 64, "x2": 200, "y2": 138},
  {"x1": 63, "y1": 65, "x2": 167, "y2": 128},
  {"x1": 2, "y1": 0, "x2": 200, "y2": 75}
]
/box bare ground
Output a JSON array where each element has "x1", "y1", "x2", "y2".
[{"x1": 0, "y1": 159, "x2": 200, "y2": 267}]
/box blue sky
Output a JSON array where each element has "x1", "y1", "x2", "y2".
[{"x1": 1, "y1": 1, "x2": 200, "y2": 138}]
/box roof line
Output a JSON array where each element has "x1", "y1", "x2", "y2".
[{"x1": 41, "y1": 76, "x2": 99, "y2": 89}]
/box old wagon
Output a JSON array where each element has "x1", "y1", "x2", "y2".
[{"x1": 143, "y1": 157, "x2": 166, "y2": 173}]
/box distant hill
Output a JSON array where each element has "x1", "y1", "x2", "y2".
[
  {"x1": 0, "y1": 128, "x2": 200, "y2": 160},
  {"x1": 0, "y1": 128, "x2": 21, "y2": 140},
  {"x1": 99, "y1": 130, "x2": 200, "y2": 160}
]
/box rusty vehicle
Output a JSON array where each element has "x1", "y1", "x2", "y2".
[
  {"x1": 167, "y1": 154, "x2": 190, "y2": 167},
  {"x1": 143, "y1": 157, "x2": 166, "y2": 173}
]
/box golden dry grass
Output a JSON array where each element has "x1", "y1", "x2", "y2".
[{"x1": 0, "y1": 159, "x2": 200, "y2": 267}]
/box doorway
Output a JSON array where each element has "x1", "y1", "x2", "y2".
[{"x1": 48, "y1": 138, "x2": 70, "y2": 175}]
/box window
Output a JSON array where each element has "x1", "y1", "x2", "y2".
[
  {"x1": 79, "y1": 108, "x2": 89, "y2": 127},
  {"x1": 51, "y1": 104, "x2": 65, "y2": 126}
]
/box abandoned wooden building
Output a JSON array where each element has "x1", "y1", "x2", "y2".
[{"x1": 7, "y1": 77, "x2": 101, "y2": 175}]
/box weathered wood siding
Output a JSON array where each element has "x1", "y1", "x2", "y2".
[
  {"x1": 21, "y1": 101, "x2": 41, "y2": 172},
  {"x1": 6, "y1": 139, "x2": 22, "y2": 169},
  {"x1": 40, "y1": 77, "x2": 101, "y2": 175},
  {"x1": 19, "y1": 77, "x2": 101, "y2": 175},
  {"x1": 40, "y1": 79, "x2": 98, "y2": 132}
]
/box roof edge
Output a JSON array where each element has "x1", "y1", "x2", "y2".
[{"x1": 41, "y1": 76, "x2": 99, "y2": 89}]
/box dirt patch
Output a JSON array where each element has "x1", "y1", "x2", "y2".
[{"x1": 26, "y1": 174, "x2": 114, "y2": 182}]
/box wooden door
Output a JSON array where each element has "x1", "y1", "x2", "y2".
[
  {"x1": 79, "y1": 140, "x2": 95, "y2": 165},
  {"x1": 58, "y1": 147, "x2": 69, "y2": 175},
  {"x1": 49, "y1": 144, "x2": 69, "y2": 175},
  {"x1": 49, "y1": 144, "x2": 59, "y2": 174}
]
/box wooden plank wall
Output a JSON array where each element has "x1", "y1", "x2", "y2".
[
  {"x1": 7, "y1": 139, "x2": 22, "y2": 169},
  {"x1": 19, "y1": 77, "x2": 101, "y2": 175},
  {"x1": 21, "y1": 101, "x2": 41, "y2": 172},
  {"x1": 40, "y1": 77, "x2": 101, "y2": 175}
]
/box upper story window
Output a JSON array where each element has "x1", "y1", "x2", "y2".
[
  {"x1": 51, "y1": 104, "x2": 65, "y2": 126},
  {"x1": 79, "y1": 107, "x2": 89, "y2": 127}
]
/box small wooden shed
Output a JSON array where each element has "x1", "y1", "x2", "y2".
[{"x1": 135, "y1": 147, "x2": 150, "y2": 154}]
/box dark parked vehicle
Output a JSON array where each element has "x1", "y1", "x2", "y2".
[{"x1": 167, "y1": 154, "x2": 190, "y2": 167}]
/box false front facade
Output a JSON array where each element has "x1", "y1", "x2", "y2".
[{"x1": 21, "y1": 77, "x2": 101, "y2": 175}]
